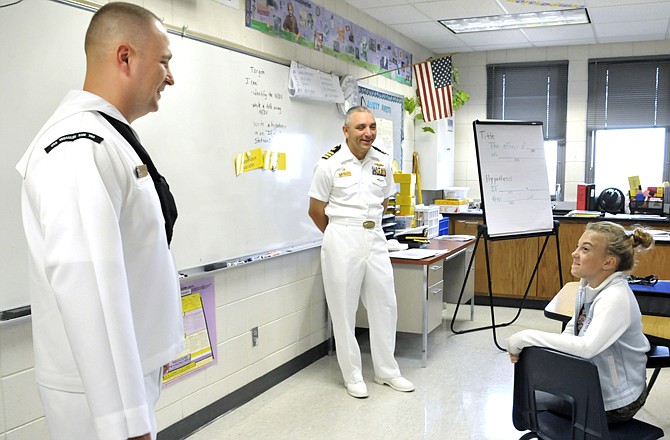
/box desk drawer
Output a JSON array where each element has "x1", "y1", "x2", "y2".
[
  {"x1": 428, "y1": 279, "x2": 444, "y2": 298},
  {"x1": 428, "y1": 261, "x2": 443, "y2": 286},
  {"x1": 427, "y1": 280, "x2": 444, "y2": 333}
]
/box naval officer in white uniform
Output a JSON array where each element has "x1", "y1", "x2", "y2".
[{"x1": 308, "y1": 105, "x2": 414, "y2": 398}]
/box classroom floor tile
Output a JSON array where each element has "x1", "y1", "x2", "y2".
[{"x1": 184, "y1": 305, "x2": 670, "y2": 440}]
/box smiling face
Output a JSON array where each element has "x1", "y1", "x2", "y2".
[
  {"x1": 343, "y1": 109, "x2": 376, "y2": 160},
  {"x1": 571, "y1": 230, "x2": 618, "y2": 287},
  {"x1": 83, "y1": 4, "x2": 176, "y2": 124},
  {"x1": 129, "y1": 19, "x2": 174, "y2": 120}
]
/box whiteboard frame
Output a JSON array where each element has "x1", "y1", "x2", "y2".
[{"x1": 473, "y1": 119, "x2": 555, "y2": 239}]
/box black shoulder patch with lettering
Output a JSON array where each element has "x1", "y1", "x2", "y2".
[
  {"x1": 322, "y1": 145, "x2": 341, "y2": 160},
  {"x1": 45, "y1": 132, "x2": 104, "y2": 154}
]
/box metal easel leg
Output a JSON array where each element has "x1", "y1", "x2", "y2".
[
  {"x1": 450, "y1": 229, "x2": 481, "y2": 333},
  {"x1": 450, "y1": 223, "x2": 562, "y2": 352}
]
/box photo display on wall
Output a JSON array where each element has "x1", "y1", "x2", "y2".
[{"x1": 245, "y1": 0, "x2": 413, "y2": 86}]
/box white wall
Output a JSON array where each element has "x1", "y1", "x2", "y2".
[
  {"x1": 0, "y1": 0, "x2": 431, "y2": 438},
  {"x1": 452, "y1": 40, "x2": 670, "y2": 203}
]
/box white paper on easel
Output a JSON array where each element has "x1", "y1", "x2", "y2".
[{"x1": 287, "y1": 61, "x2": 344, "y2": 103}]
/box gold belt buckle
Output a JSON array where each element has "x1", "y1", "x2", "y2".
[{"x1": 362, "y1": 220, "x2": 375, "y2": 229}]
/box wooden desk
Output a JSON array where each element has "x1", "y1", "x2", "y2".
[
  {"x1": 544, "y1": 282, "x2": 670, "y2": 345},
  {"x1": 356, "y1": 239, "x2": 476, "y2": 367}
]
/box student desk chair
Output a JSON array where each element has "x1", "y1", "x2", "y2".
[
  {"x1": 513, "y1": 346, "x2": 664, "y2": 440},
  {"x1": 544, "y1": 281, "x2": 670, "y2": 394}
]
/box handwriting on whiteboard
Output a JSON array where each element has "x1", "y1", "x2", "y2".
[
  {"x1": 245, "y1": 65, "x2": 287, "y2": 145},
  {"x1": 477, "y1": 128, "x2": 549, "y2": 206}
]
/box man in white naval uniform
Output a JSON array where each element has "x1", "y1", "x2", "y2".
[
  {"x1": 15, "y1": 4, "x2": 184, "y2": 439},
  {"x1": 308, "y1": 106, "x2": 414, "y2": 398}
]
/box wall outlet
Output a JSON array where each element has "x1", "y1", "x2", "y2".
[{"x1": 251, "y1": 326, "x2": 259, "y2": 346}]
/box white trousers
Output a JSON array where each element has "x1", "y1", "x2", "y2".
[
  {"x1": 321, "y1": 221, "x2": 401, "y2": 384},
  {"x1": 38, "y1": 368, "x2": 162, "y2": 440}
]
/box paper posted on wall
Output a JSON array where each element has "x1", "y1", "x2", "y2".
[{"x1": 287, "y1": 61, "x2": 344, "y2": 103}]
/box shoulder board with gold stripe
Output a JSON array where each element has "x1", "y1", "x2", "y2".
[
  {"x1": 322, "y1": 144, "x2": 341, "y2": 160},
  {"x1": 372, "y1": 146, "x2": 387, "y2": 155}
]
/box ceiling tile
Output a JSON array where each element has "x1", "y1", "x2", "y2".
[
  {"x1": 522, "y1": 24, "x2": 596, "y2": 43},
  {"x1": 453, "y1": 29, "x2": 531, "y2": 45},
  {"x1": 539, "y1": 38, "x2": 596, "y2": 48},
  {"x1": 340, "y1": 0, "x2": 670, "y2": 53},
  {"x1": 344, "y1": 0, "x2": 408, "y2": 9},
  {"x1": 588, "y1": 3, "x2": 670, "y2": 23},
  {"x1": 486, "y1": 1, "x2": 570, "y2": 14},
  {"x1": 391, "y1": 21, "x2": 450, "y2": 38},
  {"x1": 585, "y1": 0, "x2": 664, "y2": 6},
  {"x1": 363, "y1": 4, "x2": 430, "y2": 25},
  {"x1": 412, "y1": 0, "x2": 506, "y2": 19},
  {"x1": 470, "y1": 41, "x2": 533, "y2": 51},
  {"x1": 594, "y1": 20, "x2": 669, "y2": 40}
]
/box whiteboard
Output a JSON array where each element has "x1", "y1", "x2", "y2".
[
  {"x1": 0, "y1": 0, "x2": 343, "y2": 313},
  {"x1": 472, "y1": 120, "x2": 554, "y2": 238}
]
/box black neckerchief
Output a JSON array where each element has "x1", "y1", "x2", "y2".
[{"x1": 99, "y1": 112, "x2": 177, "y2": 246}]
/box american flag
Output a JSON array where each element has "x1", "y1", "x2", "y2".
[{"x1": 413, "y1": 57, "x2": 454, "y2": 122}]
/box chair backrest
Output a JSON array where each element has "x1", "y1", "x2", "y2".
[
  {"x1": 513, "y1": 346, "x2": 664, "y2": 440},
  {"x1": 513, "y1": 346, "x2": 608, "y2": 440}
]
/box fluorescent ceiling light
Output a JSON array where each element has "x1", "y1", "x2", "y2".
[{"x1": 439, "y1": 8, "x2": 590, "y2": 33}]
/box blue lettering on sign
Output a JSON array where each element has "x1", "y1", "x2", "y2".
[
  {"x1": 367, "y1": 101, "x2": 380, "y2": 110},
  {"x1": 381, "y1": 105, "x2": 391, "y2": 113}
]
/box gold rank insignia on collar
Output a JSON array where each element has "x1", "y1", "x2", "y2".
[{"x1": 135, "y1": 164, "x2": 149, "y2": 178}]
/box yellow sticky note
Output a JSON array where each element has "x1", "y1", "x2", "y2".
[
  {"x1": 235, "y1": 148, "x2": 264, "y2": 175},
  {"x1": 262, "y1": 151, "x2": 287, "y2": 171},
  {"x1": 628, "y1": 175, "x2": 641, "y2": 196},
  {"x1": 234, "y1": 152, "x2": 244, "y2": 176},
  {"x1": 274, "y1": 152, "x2": 286, "y2": 170},
  {"x1": 243, "y1": 148, "x2": 264, "y2": 173}
]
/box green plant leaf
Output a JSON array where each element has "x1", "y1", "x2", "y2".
[
  {"x1": 422, "y1": 126, "x2": 436, "y2": 134},
  {"x1": 403, "y1": 97, "x2": 417, "y2": 114},
  {"x1": 453, "y1": 88, "x2": 470, "y2": 111}
]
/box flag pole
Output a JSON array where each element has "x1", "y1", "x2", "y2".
[{"x1": 356, "y1": 54, "x2": 455, "y2": 81}]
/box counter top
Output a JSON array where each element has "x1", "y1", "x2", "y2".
[{"x1": 442, "y1": 210, "x2": 670, "y2": 224}]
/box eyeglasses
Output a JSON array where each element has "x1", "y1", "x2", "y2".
[{"x1": 627, "y1": 274, "x2": 658, "y2": 286}]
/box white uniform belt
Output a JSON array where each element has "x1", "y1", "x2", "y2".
[{"x1": 329, "y1": 218, "x2": 381, "y2": 229}]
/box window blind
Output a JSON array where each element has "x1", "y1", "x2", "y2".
[
  {"x1": 487, "y1": 61, "x2": 568, "y2": 140},
  {"x1": 587, "y1": 57, "x2": 670, "y2": 129}
]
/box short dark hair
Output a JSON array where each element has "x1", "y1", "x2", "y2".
[
  {"x1": 85, "y1": 2, "x2": 161, "y2": 55},
  {"x1": 344, "y1": 106, "x2": 373, "y2": 126}
]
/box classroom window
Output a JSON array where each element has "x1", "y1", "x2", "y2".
[
  {"x1": 487, "y1": 61, "x2": 568, "y2": 200},
  {"x1": 591, "y1": 128, "x2": 666, "y2": 194},
  {"x1": 544, "y1": 140, "x2": 558, "y2": 198},
  {"x1": 586, "y1": 57, "x2": 670, "y2": 195}
]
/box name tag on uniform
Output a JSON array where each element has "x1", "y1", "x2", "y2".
[
  {"x1": 135, "y1": 164, "x2": 149, "y2": 178},
  {"x1": 338, "y1": 167, "x2": 352, "y2": 178}
]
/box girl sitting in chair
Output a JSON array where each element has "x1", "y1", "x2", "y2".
[{"x1": 508, "y1": 221, "x2": 653, "y2": 423}]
